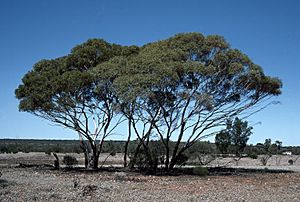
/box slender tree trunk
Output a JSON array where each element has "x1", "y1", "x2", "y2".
[
  {"x1": 129, "y1": 141, "x2": 142, "y2": 169},
  {"x1": 146, "y1": 133, "x2": 150, "y2": 146},
  {"x1": 83, "y1": 151, "x2": 89, "y2": 168},
  {"x1": 52, "y1": 153, "x2": 60, "y2": 170},
  {"x1": 130, "y1": 121, "x2": 155, "y2": 170},
  {"x1": 92, "y1": 146, "x2": 99, "y2": 169},
  {"x1": 79, "y1": 139, "x2": 90, "y2": 169},
  {"x1": 164, "y1": 138, "x2": 170, "y2": 171},
  {"x1": 80, "y1": 140, "x2": 99, "y2": 170},
  {"x1": 169, "y1": 142, "x2": 193, "y2": 170},
  {"x1": 169, "y1": 122, "x2": 186, "y2": 170},
  {"x1": 169, "y1": 149, "x2": 185, "y2": 169},
  {"x1": 124, "y1": 118, "x2": 132, "y2": 167},
  {"x1": 85, "y1": 150, "x2": 99, "y2": 170}
]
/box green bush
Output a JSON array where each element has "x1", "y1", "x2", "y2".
[
  {"x1": 62, "y1": 155, "x2": 78, "y2": 168},
  {"x1": 130, "y1": 151, "x2": 157, "y2": 170},
  {"x1": 192, "y1": 166, "x2": 209, "y2": 176},
  {"x1": 129, "y1": 148, "x2": 159, "y2": 172},
  {"x1": 248, "y1": 153, "x2": 258, "y2": 159}
]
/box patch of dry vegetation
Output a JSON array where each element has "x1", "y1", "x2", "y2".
[{"x1": 0, "y1": 167, "x2": 300, "y2": 201}]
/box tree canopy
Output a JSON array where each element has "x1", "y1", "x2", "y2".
[{"x1": 16, "y1": 33, "x2": 282, "y2": 170}]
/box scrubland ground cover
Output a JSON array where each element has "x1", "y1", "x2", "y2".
[
  {"x1": 1, "y1": 152, "x2": 300, "y2": 201},
  {"x1": 1, "y1": 166, "x2": 300, "y2": 202}
]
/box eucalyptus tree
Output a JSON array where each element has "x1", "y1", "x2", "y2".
[
  {"x1": 215, "y1": 117, "x2": 252, "y2": 156},
  {"x1": 215, "y1": 130, "x2": 231, "y2": 154},
  {"x1": 113, "y1": 33, "x2": 282, "y2": 170},
  {"x1": 16, "y1": 33, "x2": 282, "y2": 171},
  {"x1": 15, "y1": 39, "x2": 133, "y2": 169}
]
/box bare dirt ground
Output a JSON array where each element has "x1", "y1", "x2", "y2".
[{"x1": 1, "y1": 153, "x2": 300, "y2": 201}]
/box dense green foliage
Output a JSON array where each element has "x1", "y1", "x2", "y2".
[
  {"x1": 15, "y1": 32, "x2": 282, "y2": 170},
  {"x1": 15, "y1": 39, "x2": 138, "y2": 169},
  {"x1": 215, "y1": 131, "x2": 231, "y2": 154},
  {"x1": 215, "y1": 118, "x2": 252, "y2": 156}
]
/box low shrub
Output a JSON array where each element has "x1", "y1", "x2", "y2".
[
  {"x1": 62, "y1": 155, "x2": 78, "y2": 168},
  {"x1": 129, "y1": 149, "x2": 159, "y2": 171},
  {"x1": 192, "y1": 166, "x2": 209, "y2": 176},
  {"x1": 248, "y1": 153, "x2": 258, "y2": 159},
  {"x1": 260, "y1": 155, "x2": 271, "y2": 166},
  {"x1": 288, "y1": 159, "x2": 294, "y2": 165},
  {"x1": 82, "y1": 184, "x2": 97, "y2": 196},
  {"x1": 114, "y1": 172, "x2": 127, "y2": 181}
]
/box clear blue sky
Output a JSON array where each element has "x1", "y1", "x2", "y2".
[{"x1": 0, "y1": 0, "x2": 299, "y2": 145}]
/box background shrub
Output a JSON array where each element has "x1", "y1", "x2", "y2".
[
  {"x1": 248, "y1": 153, "x2": 258, "y2": 159},
  {"x1": 62, "y1": 155, "x2": 78, "y2": 168},
  {"x1": 192, "y1": 166, "x2": 209, "y2": 176},
  {"x1": 260, "y1": 155, "x2": 271, "y2": 166}
]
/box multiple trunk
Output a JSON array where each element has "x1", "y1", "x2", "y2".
[
  {"x1": 76, "y1": 121, "x2": 193, "y2": 171},
  {"x1": 80, "y1": 138, "x2": 101, "y2": 170}
]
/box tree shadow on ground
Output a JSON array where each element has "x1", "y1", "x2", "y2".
[{"x1": 13, "y1": 163, "x2": 294, "y2": 177}]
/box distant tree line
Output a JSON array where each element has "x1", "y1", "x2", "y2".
[
  {"x1": 1, "y1": 139, "x2": 299, "y2": 156},
  {"x1": 0, "y1": 139, "x2": 121, "y2": 154}
]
